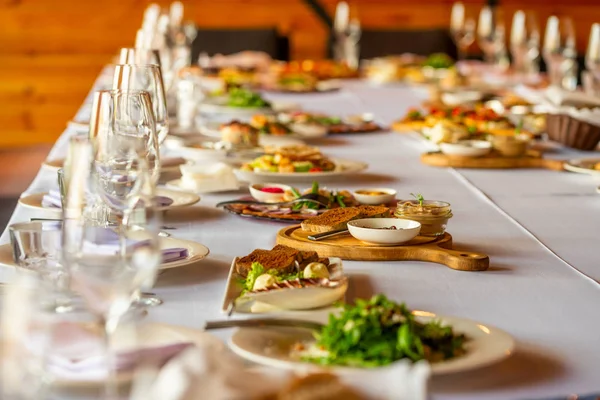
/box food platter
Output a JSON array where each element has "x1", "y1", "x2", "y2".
[
  {"x1": 421, "y1": 150, "x2": 566, "y2": 170},
  {"x1": 276, "y1": 225, "x2": 489, "y2": 271},
  {"x1": 228, "y1": 311, "x2": 514, "y2": 375}
]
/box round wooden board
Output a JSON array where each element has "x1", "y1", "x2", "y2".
[
  {"x1": 421, "y1": 151, "x2": 565, "y2": 171},
  {"x1": 276, "y1": 225, "x2": 489, "y2": 271}
]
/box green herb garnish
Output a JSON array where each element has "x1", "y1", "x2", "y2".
[
  {"x1": 242, "y1": 262, "x2": 264, "y2": 293},
  {"x1": 302, "y1": 294, "x2": 467, "y2": 367},
  {"x1": 410, "y1": 193, "x2": 425, "y2": 206},
  {"x1": 311, "y1": 181, "x2": 319, "y2": 194},
  {"x1": 226, "y1": 88, "x2": 271, "y2": 108}
]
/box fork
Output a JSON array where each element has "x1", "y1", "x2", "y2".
[
  {"x1": 204, "y1": 318, "x2": 324, "y2": 332},
  {"x1": 216, "y1": 193, "x2": 331, "y2": 208}
]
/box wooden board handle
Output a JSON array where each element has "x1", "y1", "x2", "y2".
[
  {"x1": 538, "y1": 158, "x2": 565, "y2": 171},
  {"x1": 417, "y1": 245, "x2": 489, "y2": 271}
]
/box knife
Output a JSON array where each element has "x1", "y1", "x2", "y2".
[{"x1": 308, "y1": 228, "x2": 349, "y2": 241}]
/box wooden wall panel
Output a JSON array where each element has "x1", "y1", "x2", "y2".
[{"x1": 1, "y1": 0, "x2": 598, "y2": 148}]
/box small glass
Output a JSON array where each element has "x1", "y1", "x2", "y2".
[{"x1": 394, "y1": 200, "x2": 453, "y2": 237}]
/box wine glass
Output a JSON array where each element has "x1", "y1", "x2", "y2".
[
  {"x1": 450, "y1": 2, "x2": 476, "y2": 61},
  {"x1": 112, "y1": 64, "x2": 169, "y2": 143},
  {"x1": 62, "y1": 136, "x2": 162, "y2": 399},
  {"x1": 477, "y1": 6, "x2": 509, "y2": 69},
  {"x1": 510, "y1": 10, "x2": 541, "y2": 74},
  {"x1": 119, "y1": 48, "x2": 161, "y2": 67},
  {"x1": 543, "y1": 16, "x2": 577, "y2": 90},
  {"x1": 584, "y1": 23, "x2": 600, "y2": 95}
]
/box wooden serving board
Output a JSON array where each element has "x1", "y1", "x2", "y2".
[
  {"x1": 276, "y1": 225, "x2": 489, "y2": 271},
  {"x1": 421, "y1": 151, "x2": 565, "y2": 171}
]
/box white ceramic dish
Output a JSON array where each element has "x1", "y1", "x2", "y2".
[
  {"x1": 347, "y1": 218, "x2": 421, "y2": 245},
  {"x1": 42, "y1": 157, "x2": 190, "y2": 174},
  {"x1": 221, "y1": 257, "x2": 347, "y2": 314},
  {"x1": 249, "y1": 183, "x2": 293, "y2": 202},
  {"x1": 234, "y1": 158, "x2": 368, "y2": 184},
  {"x1": 352, "y1": 188, "x2": 397, "y2": 205},
  {"x1": 564, "y1": 158, "x2": 600, "y2": 176},
  {"x1": 0, "y1": 236, "x2": 209, "y2": 271},
  {"x1": 228, "y1": 311, "x2": 515, "y2": 375},
  {"x1": 18, "y1": 188, "x2": 200, "y2": 215},
  {"x1": 439, "y1": 140, "x2": 492, "y2": 157}
]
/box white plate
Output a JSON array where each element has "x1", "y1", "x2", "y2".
[
  {"x1": 42, "y1": 158, "x2": 190, "y2": 174},
  {"x1": 229, "y1": 311, "x2": 515, "y2": 375},
  {"x1": 221, "y1": 257, "x2": 347, "y2": 314},
  {"x1": 0, "y1": 236, "x2": 209, "y2": 271},
  {"x1": 564, "y1": 158, "x2": 600, "y2": 176},
  {"x1": 234, "y1": 158, "x2": 368, "y2": 183},
  {"x1": 18, "y1": 188, "x2": 200, "y2": 215}
]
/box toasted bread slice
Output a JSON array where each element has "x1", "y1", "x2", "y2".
[
  {"x1": 235, "y1": 249, "x2": 297, "y2": 277},
  {"x1": 271, "y1": 244, "x2": 320, "y2": 266},
  {"x1": 300, "y1": 207, "x2": 363, "y2": 233},
  {"x1": 357, "y1": 205, "x2": 390, "y2": 218}
]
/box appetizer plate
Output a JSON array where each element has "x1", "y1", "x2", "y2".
[
  {"x1": 0, "y1": 236, "x2": 209, "y2": 271},
  {"x1": 262, "y1": 79, "x2": 342, "y2": 94},
  {"x1": 234, "y1": 158, "x2": 368, "y2": 184},
  {"x1": 198, "y1": 121, "x2": 318, "y2": 142},
  {"x1": 221, "y1": 257, "x2": 347, "y2": 314},
  {"x1": 222, "y1": 202, "x2": 318, "y2": 223},
  {"x1": 18, "y1": 188, "x2": 200, "y2": 215},
  {"x1": 42, "y1": 157, "x2": 191, "y2": 174},
  {"x1": 228, "y1": 312, "x2": 515, "y2": 375},
  {"x1": 564, "y1": 158, "x2": 600, "y2": 176}
]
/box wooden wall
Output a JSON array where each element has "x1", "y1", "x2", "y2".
[{"x1": 1, "y1": 0, "x2": 598, "y2": 148}]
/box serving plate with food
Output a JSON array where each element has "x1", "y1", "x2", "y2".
[
  {"x1": 234, "y1": 145, "x2": 368, "y2": 183},
  {"x1": 275, "y1": 197, "x2": 489, "y2": 270},
  {"x1": 227, "y1": 294, "x2": 514, "y2": 375},
  {"x1": 260, "y1": 70, "x2": 342, "y2": 93},
  {"x1": 221, "y1": 244, "x2": 348, "y2": 314},
  {"x1": 280, "y1": 112, "x2": 383, "y2": 135},
  {"x1": 198, "y1": 88, "x2": 296, "y2": 118}
]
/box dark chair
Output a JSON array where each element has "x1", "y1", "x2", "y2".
[
  {"x1": 191, "y1": 28, "x2": 290, "y2": 63},
  {"x1": 0, "y1": 197, "x2": 18, "y2": 232},
  {"x1": 352, "y1": 28, "x2": 457, "y2": 59}
]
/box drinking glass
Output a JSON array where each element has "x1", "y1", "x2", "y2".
[
  {"x1": 118, "y1": 48, "x2": 161, "y2": 67},
  {"x1": 585, "y1": 23, "x2": 600, "y2": 85},
  {"x1": 510, "y1": 10, "x2": 541, "y2": 74},
  {"x1": 543, "y1": 16, "x2": 578, "y2": 90},
  {"x1": 62, "y1": 136, "x2": 162, "y2": 399},
  {"x1": 450, "y1": 2, "x2": 476, "y2": 61},
  {"x1": 477, "y1": 6, "x2": 509, "y2": 69},
  {"x1": 112, "y1": 64, "x2": 169, "y2": 143}
]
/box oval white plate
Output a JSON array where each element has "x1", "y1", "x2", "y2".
[
  {"x1": 564, "y1": 158, "x2": 600, "y2": 176},
  {"x1": 229, "y1": 312, "x2": 515, "y2": 375},
  {"x1": 18, "y1": 188, "x2": 200, "y2": 215},
  {"x1": 42, "y1": 158, "x2": 190, "y2": 174},
  {"x1": 0, "y1": 236, "x2": 209, "y2": 271},
  {"x1": 234, "y1": 158, "x2": 368, "y2": 183}
]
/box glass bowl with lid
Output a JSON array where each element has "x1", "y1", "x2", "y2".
[{"x1": 394, "y1": 199, "x2": 452, "y2": 236}]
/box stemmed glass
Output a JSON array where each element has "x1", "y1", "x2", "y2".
[
  {"x1": 112, "y1": 64, "x2": 169, "y2": 143},
  {"x1": 584, "y1": 23, "x2": 600, "y2": 95},
  {"x1": 62, "y1": 136, "x2": 162, "y2": 399},
  {"x1": 510, "y1": 10, "x2": 541, "y2": 74},
  {"x1": 450, "y1": 2, "x2": 476, "y2": 61},
  {"x1": 119, "y1": 48, "x2": 162, "y2": 67},
  {"x1": 543, "y1": 16, "x2": 577, "y2": 90},
  {"x1": 477, "y1": 6, "x2": 509, "y2": 69}
]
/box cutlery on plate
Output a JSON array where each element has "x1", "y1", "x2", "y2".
[
  {"x1": 204, "y1": 318, "x2": 324, "y2": 332},
  {"x1": 216, "y1": 193, "x2": 330, "y2": 208},
  {"x1": 308, "y1": 228, "x2": 350, "y2": 241}
]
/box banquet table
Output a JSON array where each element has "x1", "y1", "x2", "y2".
[{"x1": 1, "y1": 69, "x2": 600, "y2": 400}]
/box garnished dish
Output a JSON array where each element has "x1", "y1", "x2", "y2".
[
  {"x1": 295, "y1": 295, "x2": 466, "y2": 367},
  {"x1": 281, "y1": 112, "x2": 383, "y2": 135},
  {"x1": 222, "y1": 244, "x2": 347, "y2": 313},
  {"x1": 394, "y1": 193, "x2": 452, "y2": 237},
  {"x1": 222, "y1": 181, "x2": 359, "y2": 222},
  {"x1": 249, "y1": 114, "x2": 293, "y2": 136},
  {"x1": 275, "y1": 60, "x2": 359, "y2": 80},
  {"x1": 226, "y1": 87, "x2": 271, "y2": 108},
  {"x1": 240, "y1": 145, "x2": 336, "y2": 173},
  {"x1": 220, "y1": 120, "x2": 260, "y2": 148}
]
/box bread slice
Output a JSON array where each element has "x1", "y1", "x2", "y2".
[
  {"x1": 271, "y1": 244, "x2": 320, "y2": 266},
  {"x1": 300, "y1": 207, "x2": 363, "y2": 233},
  {"x1": 235, "y1": 248, "x2": 297, "y2": 277},
  {"x1": 357, "y1": 205, "x2": 390, "y2": 218}
]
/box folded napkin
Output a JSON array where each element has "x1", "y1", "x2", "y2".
[
  {"x1": 179, "y1": 162, "x2": 239, "y2": 193},
  {"x1": 42, "y1": 190, "x2": 173, "y2": 209},
  {"x1": 45, "y1": 322, "x2": 192, "y2": 382},
  {"x1": 82, "y1": 227, "x2": 188, "y2": 264}
]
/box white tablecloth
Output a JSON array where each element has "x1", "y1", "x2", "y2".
[{"x1": 2, "y1": 74, "x2": 600, "y2": 400}]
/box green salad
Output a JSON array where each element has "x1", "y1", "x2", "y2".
[
  {"x1": 423, "y1": 53, "x2": 454, "y2": 69},
  {"x1": 241, "y1": 262, "x2": 300, "y2": 294},
  {"x1": 227, "y1": 88, "x2": 271, "y2": 108},
  {"x1": 300, "y1": 294, "x2": 467, "y2": 367}
]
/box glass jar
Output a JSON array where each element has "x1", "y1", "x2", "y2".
[{"x1": 394, "y1": 200, "x2": 453, "y2": 236}]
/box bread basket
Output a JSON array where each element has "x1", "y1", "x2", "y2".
[{"x1": 546, "y1": 113, "x2": 600, "y2": 150}]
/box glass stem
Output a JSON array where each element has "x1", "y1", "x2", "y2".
[{"x1": 102, "y1": 316, "x2": 120, "y2": 400}]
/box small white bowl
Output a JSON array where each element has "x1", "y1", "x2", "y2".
[
  {"x1": 439, "y1": 140, "x2": 492, "y2": 158},
  {"x1": 347, "y1": 218, "x2": 421, "y2": 245},
  {"x1": 249, "y1": 183, "x2": 293, "y2": 203},
  {"x1": 352, "y1": 188, "x2": 397, "y2": 205}
]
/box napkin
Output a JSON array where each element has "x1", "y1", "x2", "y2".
[
  {"x1": 45, "y1": 322, "x2": 192, "y2": 382},
  {"x1": 179, "y1": 162, "x2": 239, "y2": 193}
]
